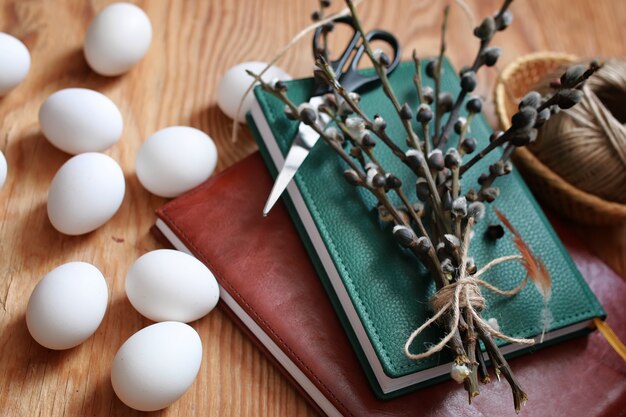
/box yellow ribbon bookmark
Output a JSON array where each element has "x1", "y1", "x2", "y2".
[{"x1": 594, "y1": 318, "x2": 626, "y2": 362}]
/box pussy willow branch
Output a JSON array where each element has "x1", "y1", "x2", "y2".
[
  {"x1": 452, "y1": 113, "x2": 474, "y2": 197},
  {"x1": 437, "y1": 0, "x2": 514, "y2": 151},
  {"x1": 460, "y1": 128, "x2": 511, "y2": 175},
  {"x1": 323, "y1": 94, "x2": 446, "y2": 288},
  {"x1": 464, "y1": 309, "x2": 480, "y2": 402},
  {"x1": 460, "y1": 65, "x2": 600, "y2": 177},
  {"x1": 433, "y1": 6, "x2": 450, "y2": 141},
  {"x1": 477, "y1": 323, "x2": 528, "y2": 413},
  {"x1": 412, "y1": 52, "x2": 432, "y2": 156},
  {"x1": 315, "y1": 57, "x2": 448, "y2": 233},
  {"x1": 345, "y1": 0, "x2": 420, "y2": 149}
]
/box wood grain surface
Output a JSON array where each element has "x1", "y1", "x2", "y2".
[{"x1": 0, "y1": 1, "x2": 624, "y2": 416}]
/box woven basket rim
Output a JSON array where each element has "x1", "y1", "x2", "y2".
[{"x1": 494, "y1": 51, "x2": 626, "y2": 219}]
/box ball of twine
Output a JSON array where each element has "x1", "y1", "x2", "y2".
[{"x1": 532, "y1": 59, "x2": 626, "y2": 204}]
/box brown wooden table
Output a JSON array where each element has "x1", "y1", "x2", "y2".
[{"x1": 1, "y1": 1, "x2": 624, "y2": 416}]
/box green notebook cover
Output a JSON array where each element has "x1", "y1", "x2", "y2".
[{"x1": 248, "y1": 59, "x2": 605, "y2": 399}]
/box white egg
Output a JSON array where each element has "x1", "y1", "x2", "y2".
[
  {"x1": 0, "y1": 150, "x2": 6, "y2": 190},
  {"x1": 47, "y1": 152, "x2": 125, "y2": 235},
  {"x1": 26, "y1": 262, "x2": 108, "y2": 350},
  {"x1": 136, "y1": 126, "x2": 217, "y2": 198},
  {"x1": 0, "y1": 32, "x2": 30, "y2": 96},
  {"x1": 125, "y1": 249, "x2": 219, "y2": 323},
  {"x1": 39, "y1": 88, "x2": 123, "y2": 154},
  {"x1": 111, "y1": 321, "x2": 202, "y2": 411},
  {"x1": 217, "y1": 61, "x2": 291, "y2": 123},
  {"x1": 84, "y1": 3, "x2": 152, "y2": 76}
]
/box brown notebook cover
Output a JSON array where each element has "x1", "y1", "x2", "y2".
[{"x1": 153, "y1": 152, "x2": 626, "y2": 416}]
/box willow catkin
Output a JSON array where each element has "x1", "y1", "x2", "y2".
[{"x1": 532, "y1": 60, "x2": 626, "y2": 203}]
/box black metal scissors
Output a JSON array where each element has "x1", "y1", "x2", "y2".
[{"x1": 263, "y1": 15, "x2": 401, "y2": 215}]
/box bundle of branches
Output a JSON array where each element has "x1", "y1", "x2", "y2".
[{"x1": 250, "y1": 0, "x2": 599, "y2": 411}]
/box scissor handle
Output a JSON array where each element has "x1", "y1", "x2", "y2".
[{"x1": 312, "y1": 15, "x2": 401, "y2": 96}]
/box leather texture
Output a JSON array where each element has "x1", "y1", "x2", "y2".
[
  {"x1": 251, "y1": 59, "x2": 605, "y2": 388},
  {"x1": 154, "y1": 153, "x2": 625, "y2": 417}
]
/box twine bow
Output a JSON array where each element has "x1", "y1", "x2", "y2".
[{"x1": 404, "y1": 219, "x2": 535, "y2": 361}]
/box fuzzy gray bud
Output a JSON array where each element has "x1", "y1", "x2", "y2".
[
  {"x1": 461, "y1": 71, "x2": 477, "y2": 92},
  {"x1": 440, "y1": 258, "x2": 455, "y2": 275},
  {"x1": 415, "y1": 236, "x2": 432, "y2": 255},
  {"x1": 443, "y1": 234, "x2": 460, "y2": 253},
  {"x1": 372, "y1": 173, "x2": 387, "y2": 188},
  {"x1": 416, "y1": 103, "x2": 433, "y2": 123},
  {"x1": 406, "y1": 149, "x2": 427, "y2": 176},
  {"x1": 452, "y1": 196, "x2": 468, "y2": 218},
  {"x1": 373, "y1": 49, "x2": 391, "y2": 67},
  {"x1": 490, "y1": 130, "x2": 504, "y2": 143},
  {"x1": 467, "y1": 201, "x2": 485, "y2": 219},
  {"x1": 438, "y1": 92, "x2": 453, "y2": 113},
  {"x1": 489, "y1": 161, "x2": 506, "y2": 177},
  {"x1": 454, "y1": 117, "x2": 466, "y2": 134},
  {"x1": 535, "y1": 108, "x2": 551, "y2": 128},
  {"x1": 497, "y1": 11, "x2": 513, "y2": 30},
  {"x1": 373, "y1": 115, "x2": 387, "y2": 131},
  {"x1": 385, "y1": 174, "x2": 402, "y2": 189},
  {"x1": 436, "y1": 242, "x2": 447, "y2": 261},
  {"x1": 365, "y1": 167, "x2": 378, "y2": 188},
  {"x1": 325, "y1": 126, "x2": 342, "y2": 143},
  {"x1": 346, "y1": 117, "x2": 366, "y2": 137},
  {"x1": 519, "y1": 91, "x2": 542, "y2": 110},
  {"x1": 444, "y1": 148, "x2": 462, "y2": 169},
  {"x1": 322, "y1": 94, "x2": 337, "y2": 110},
  {"x1": 271, "y1": 78, "x2": 288, "y2": 92},
  {"x1": 555, "y1": 89, "x2": 584, "y2": 109},
  {"x1": 482, "y1": 47, "x2": 501, "y2": 67},
  {"x1": 481, "y1": 187, "x2": 500, "y2": 202},
  {"x1": 361, "y1": 131, "x2": 376, "y2": 148},
  {"x1": 337, "y1": 100, "x2": 354, "y2": 117},
  {"x1": 393, "y1": 225, "x2": 417, "y2": 248},
  {"x1": 427, "y1": 149, "x2": 445, "y2": 171},
  {"x1": 466, "y1": 96, "x2": 483, "y2": 113},
  {"x1": 510, "y1": 127, "x2": 537, "y2": 146},
  {"x1": 560, "y1": 65, "x2": 586, "y2": 88},
  {"x1": 474, "y1": 16, "x2": 496, "y2": 40},
  {"x1": 400, "y1": 103, "x2": 413, "y2": 120},
  {"x1": 511, "y1": 107, "x2": 537, "y2": 130},
  {"x1": 298, "y1": 103, "x2": 318, "y2": 125},
  {"x1": 461, "y1": 137, "x2": 477, "y2": 154},
  {"x1": 465, "y1": 188, "x2": 479, "y2": 202}
]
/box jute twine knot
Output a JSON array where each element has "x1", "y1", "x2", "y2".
[
  {"x1": 430, "y1": 278, "x2": 485, "y2": 313},
  {"x1": 533, "y1": 59, "x2": 626, "y2": 203},
  {"x1": 404, "y1": 219, "x2": 535, "y2": 361},
  {"x1": 404, "y1": 263, "x2": 534, "y2": 361}
]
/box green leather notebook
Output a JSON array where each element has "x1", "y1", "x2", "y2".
[{"x1": 248, "y1": 59, "x2": 605, "y2": 399}]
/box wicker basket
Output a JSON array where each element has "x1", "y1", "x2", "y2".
[{"x1": 494, "y1": 51, "x2": 626, "y2": 225}]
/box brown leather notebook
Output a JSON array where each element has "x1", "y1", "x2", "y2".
[{"x1": 153, "y1": 152, "x2": 626, "y2": 416}]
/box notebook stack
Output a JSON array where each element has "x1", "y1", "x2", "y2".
[{"x1": 153, "y1": 60, "x2": 626, "y2": 416}]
